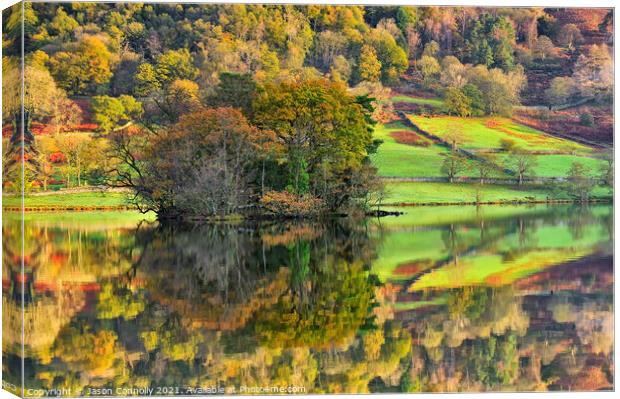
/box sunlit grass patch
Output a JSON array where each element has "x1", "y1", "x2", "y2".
[
  {"x1": 391, "y1": 95, "x2": 444, "y2": 108},
  {"x1": 371, "y1": 123, "x2": 451, "y2": 178},
  {"x1": 407, "y1": 115, "x2": 589, "y2": 153},
  {"x1": 383, "y1": 182, "x2": 554, "y2": 204}
]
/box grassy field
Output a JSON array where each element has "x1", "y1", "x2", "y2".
[
  {"x1": 382, "y1": 181, "x2": 612, "y2": 205},
  {"x1": 371, "y1": 104, "x2": 609, "y2": 185},
  {"x1": 2, "y1": 191, "x2": 129, "y2": 208},
  {"x1": 407, "y1": 115, "x2": 589, "y2": 153},
  {"x1": 370, "y1": 122, "x2": 452, "y2": 177},
  {"x1": 498, "y1": 153, "x2": 607, "y2": 178},
  {"x1": 391, "y1": 94, "x2": 445, "y2": 108}
]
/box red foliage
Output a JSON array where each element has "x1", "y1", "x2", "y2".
[
  {"x1": 2, "y1": 124, "x2": 13, "y2": 137},
  {"x1": 390, "y1": 130, "x2": 432, "y2": 147},
  {"x1": 49, "y1": 152, "x2": 66, "y2": 163},
  {"x1": 73, "y1": 123, "x2": 98, "y2": 131},
  {"x1": 514, "y1": 106, "x2": 613, "y2": 144}
]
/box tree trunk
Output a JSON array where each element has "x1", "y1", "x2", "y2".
[{"x1": 77, "y1": 158, "x2": 81, "y2": 186}]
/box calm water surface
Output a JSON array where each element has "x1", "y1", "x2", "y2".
[{"x1": 2, "y1": 205, "x2": 613, "y2": 395}]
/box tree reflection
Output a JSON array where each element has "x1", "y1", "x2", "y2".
[{"x1": 1, "y1": 206, "x2": 614, "y2": 394}]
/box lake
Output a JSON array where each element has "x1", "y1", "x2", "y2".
[{"x1": 2, "y1": 204, "x2": 613, "y2": 395}]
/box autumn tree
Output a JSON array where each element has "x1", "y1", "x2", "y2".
[
  {"x1": 445, "y1": 87, "x2": 472, "y2": 116},
  {"x1": 366, "y1": 28, "x2": 408, "y2": 85},
  {"x1": 440, "y1": 56, "x2": 467, "y2": 88},
  {"x1": 572, "y1": 44, "x2": 613, "y2": 102},
  {"x1": 48, "y1": 7, "x2": 79, "y2": 41},
  {"x1": 418, "y1": 55, "x2": 440, "y2": 87},
  {"x1": 545, "y1": 77, "x2": 575, "y2": 107},
  {"x1": 2, "y1": 58, "x2": 81, "y2": 187},
  {"x1": 252, "y1": 79, "x2": 377, "y2": 210},
  {"x1": 48, "y1": 35, "x2": 114, "y2": 95},
  {"x1": 54, "y1": 133, "x2": 93, "y2": 187},
  {"x1": 533, "y1": 35, "x2": 557, "y2": 61},
  {"x1": 467, "y1": 64, "x2": 526, "y2": 116},
  {"x1": 357, "y1": 44, "x2": 382, "y2": 82},
  {"x1": 556, "y1": 24, "x2": 584, "y2": 51},
  {"x1": 110, "y1": 108, "x2": 274, "y2": 218},
  {"x1": 135, "y1": 49, "x2": 198, "y2": 96}
]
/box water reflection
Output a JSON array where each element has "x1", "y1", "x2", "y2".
[{"x1": 1, "y1": 205, "x2": 613, "y2": 395}]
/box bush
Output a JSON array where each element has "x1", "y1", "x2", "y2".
[
  {"x1": 579, "y1": 112, "x2": 594, "y2": 127},
  {"x1": 500, "y1": 138, "x2": 517, "y2": 152},
  {"x1": 259, "y1": 191, "x2": 325, "y2": 217}
]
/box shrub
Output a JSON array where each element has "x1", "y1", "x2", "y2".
[
  {"x1": 259, "y1": 191, "x2": 325, "y2": 217},
  {"x1": 500, "y1": 138, "x2": 517, "y2": 152}
]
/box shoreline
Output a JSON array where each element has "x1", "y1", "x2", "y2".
[
  {"x1": 383, "y1": 198, "x2": 613, "y2": 207},
  {"x1": 2, "y1": 197, "x2": 612, "y2": 213}
]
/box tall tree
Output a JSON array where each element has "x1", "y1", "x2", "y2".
[
  {"x1": 252, "y1": 79, "x2": 376, "y2": 210},
  {"x1": 49, "y1": 36, "x2": 114, "y2": 95}
]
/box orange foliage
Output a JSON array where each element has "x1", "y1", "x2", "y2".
[
  {"x1": 390, "y1": 131, "x2": 432, "y2": 147},
  {"x1": 259, "y1": 191, "x2": 325, "y2": 217}
]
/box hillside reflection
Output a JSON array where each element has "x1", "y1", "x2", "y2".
[{"x1": 2, "y1": 206, "x2": 613, "y2": 395}]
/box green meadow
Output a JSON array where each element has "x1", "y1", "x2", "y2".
[
  {"x1": 407, "y1": 115, "x2": 589, "y2": 153},
  {"x1": 391, "y1": 94, "x2": 445, "y2": 109},
  {"x1": 384, "y1": 181, "x2": 548, "y2": 204},
  {"x1": 370, "y1": 122, "x2": 451, "y2": 177}
]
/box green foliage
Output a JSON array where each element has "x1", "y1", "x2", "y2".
[
  {"x1": 48, "y1": 7, "x2": 79, "y2": 40},
  {"x1": 135, "y1": 49, "x2": 198, "y2": 96},
  {"x1": 418, "y1": 55, "x2": 440, "y2": 87},
  {"x1": 48, "y1": 36, "x2": 114, "y2": 95},
  {"x1": 367, "y1": 29, "x2": 408, "y2": 85},
  {"x1": 92, "y1": 95, "x2": 143, "y2": 133},
  {"x1": 395, "y1": 7, "x2": 418, "y2": 31},
  {"x1": 444, "y1": 87, "x2": 472, "y2": 116},
  {"x1": 209, "y1": 73, "x2": 257, "y2": 116},
  {"x1": 253, "y1": 79, "x2": 376, "y2": 211},
  {"x1": 134, "y1": 64, "x2": 160, "y2": 97},
  {"x1": 467, "y1": 14, "x2": 516, "y2": 70},
  {"x1": 462, "y1": 84, "x2": 485, "y2": 116},
  {"x1": 286, "y1": 151, "x2": 310, "y2": 197},
  {"x1": 358, "y1": 44, "x2": 382, "y2": 83}
]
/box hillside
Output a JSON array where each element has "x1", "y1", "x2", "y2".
[{"x1": 370, "y1": 93, "x2": 612, "y2": 205}]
